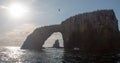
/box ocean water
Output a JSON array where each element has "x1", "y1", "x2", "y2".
[{"x1": 0, "y1": 47, "x2": 120, "y2": 63}]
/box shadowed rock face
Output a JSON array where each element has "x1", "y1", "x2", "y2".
[
  {"x1": 61, "y1": 10, "x2": 119, "y2": 53},
  {"x1": 21, "y1": 25, "x2": 61, "y2": 50},
  {"x1": 21, "y1": 10, "x2": 120, "y2": 54},
  {"x1": 53, "y1": 40, "x2": 60, "y2": 48}
]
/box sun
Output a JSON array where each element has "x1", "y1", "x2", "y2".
[{"x1": 8, "y1": 3, "x2": 28, "y2": 18}]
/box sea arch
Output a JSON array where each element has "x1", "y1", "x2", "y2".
[
  {"x1": 43, "y1": 32, "x2": 63, "y2": 47},
  {"x1": 21, "y1": 24, "x2": 62, "y2": 50}
]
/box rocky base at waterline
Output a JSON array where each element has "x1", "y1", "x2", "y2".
[{"x1": 21, "y1": 9, "x2": 120, "y2": 54}]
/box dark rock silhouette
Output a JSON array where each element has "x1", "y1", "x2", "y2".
[
  {"x1": 61, "y1": 10, "x2": 120, "y2": 54},
  {"x1": 53, "y1": 40, "x2": 60, "y2": 48},
  {"x1": 21, "y1": 9, "x2": 120, "y2": 54},
  {"x1": 21, "y1": 25, "x2": 61, "y2": 50}
]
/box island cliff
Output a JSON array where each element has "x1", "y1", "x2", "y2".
[{"x1": 21, "y1": 9, "x2": 120, "y2": 54}]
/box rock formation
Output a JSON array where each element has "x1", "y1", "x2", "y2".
[
  {"x1": 21, "y1": 25, "x2": 61, "y2": 50},
  {"x1": 61, "y1": 10, "x2": 120, "y2": 53},
  {"x1": 53, "y1": 40, "x2": 60, "y2": 48},
  {"x1": 21, "y1": 9, "x2": 120, "y2": 54}
]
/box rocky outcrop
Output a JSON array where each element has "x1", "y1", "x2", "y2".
[
  {"x1": 53, "y1": 40, "x2": 60, "y2": 48},
  {"x1": 21, "y1": 9, "x2": 120, "y2": 54},
  {"x1": 61, "y1": 10, "x2": 120, "y2": 53}
]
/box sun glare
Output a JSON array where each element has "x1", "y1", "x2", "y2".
[{"x1": 8, "y1": 3, "x2": 28, "y2": 18}]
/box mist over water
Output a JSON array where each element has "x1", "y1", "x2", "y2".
[{"x1": 0, "y1": 46, "x2": 120, "y2": 63}]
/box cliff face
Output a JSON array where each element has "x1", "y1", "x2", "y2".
[
  {"x1": 21, "y1": 9, "x2": 120, "y2": 54},
  {"x1": 61, "y1": 10, "x2": 120, "y2": 53}
]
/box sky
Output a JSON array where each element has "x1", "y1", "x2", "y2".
[{"x1": 0, "y1": 0, "x2": 120, "y2": 47}]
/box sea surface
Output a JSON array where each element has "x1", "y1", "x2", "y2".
[{"x1": 0, "y1": 47, "x2": 120, "y2": 63}]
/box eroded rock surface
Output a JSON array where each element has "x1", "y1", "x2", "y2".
[
  {"x1": 21, "y1": 10, "x2": 120, "y2": 54},
  {"x1": 61, "y1": 10, "x2": 120, "y2": 53},
  {"x1": 21, "y1": 25, "x2": 61, "y2": 50}
]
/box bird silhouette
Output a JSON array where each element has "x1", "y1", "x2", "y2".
[{"x1": 58, "y1": 9, "x2": 60, "y2": 12}]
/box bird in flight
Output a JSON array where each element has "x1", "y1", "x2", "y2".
[{"x1": 58, "y1": 9, "x2": 60, "y2": 12}]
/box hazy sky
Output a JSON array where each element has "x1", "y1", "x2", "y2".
[{"x1": 0, "y1": 0, "x2": 120, "y2": 47}]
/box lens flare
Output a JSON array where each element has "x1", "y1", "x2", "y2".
[{"x1": 8, "y1": 3, "x2": 28, "y2": 18}]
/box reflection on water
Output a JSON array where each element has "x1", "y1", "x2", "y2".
[
  {"x1": 0, "y1": 47, "x2": 63, "y2": 63},
  {"x1": 0, "y1": 47, "x2": 120, "y2": 63}
]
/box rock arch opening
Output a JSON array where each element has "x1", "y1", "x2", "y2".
[{"x1": 43, "y1": 32, "x2": 63, "y2": 47}]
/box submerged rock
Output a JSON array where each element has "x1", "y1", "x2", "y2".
[{"x1": 21, "y1": 9, "x2": 120, "y2": 54}]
